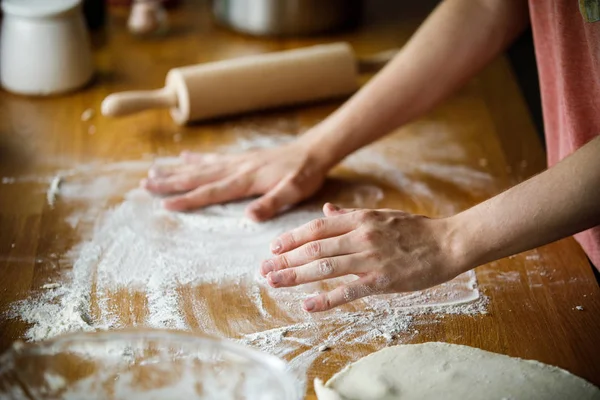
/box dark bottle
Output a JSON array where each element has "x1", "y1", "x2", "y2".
[{"x1": 83, "y1": 0, "x2": 107, "y2": 30}]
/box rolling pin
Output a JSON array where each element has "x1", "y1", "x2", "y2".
[{"x1": 102, "y1": 42, "x2": 397, "y2": 125}]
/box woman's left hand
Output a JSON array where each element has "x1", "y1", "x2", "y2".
[{"x1": 260, "y1": 203, "x2": 467, "y2": 312}]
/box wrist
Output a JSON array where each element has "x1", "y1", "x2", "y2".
[
  {"x1": 295, "y1": 125, "x2": 349, "y2": 171},
  {"x1": 438, "y1": 212, "x2": 482, "y2": 276}
]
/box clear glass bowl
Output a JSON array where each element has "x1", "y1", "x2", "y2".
[{"x1": 0, "y1": 329, "x2": 298, "y2": 399}]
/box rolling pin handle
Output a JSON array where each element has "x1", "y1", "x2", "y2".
[{"x1": 101, "y1": 87, "x2": 177, "y2": 117}]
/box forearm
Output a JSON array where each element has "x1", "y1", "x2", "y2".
[
  {"x1": 450, "y1": 137, "x2": 600, "y2": 272},
  {"x1": 302, "y1": 0, "x2": 529, "y2": 168}
]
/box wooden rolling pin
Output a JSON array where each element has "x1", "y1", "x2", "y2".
[{"x1": 102, "y1": 42, "x2": 397, "y2": 125}]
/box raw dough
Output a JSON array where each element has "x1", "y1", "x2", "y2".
[{"x1": 316, "y1": 342, "x2": 600, "y2": 400}]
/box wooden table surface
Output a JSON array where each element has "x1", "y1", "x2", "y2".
[{"x1": 1, "y1": 1, "x2": 599, "y2": 398}]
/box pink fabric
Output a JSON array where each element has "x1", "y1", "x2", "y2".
[{"x1": 529, "y1": 0, "x2": 600, "y2": 268}]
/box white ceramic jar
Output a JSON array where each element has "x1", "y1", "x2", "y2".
[{"x1": 0, "y1": 0, "x2": 94, "y2": 96}]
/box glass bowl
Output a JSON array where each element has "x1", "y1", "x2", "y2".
[{"x1": 0, "y1": 329, "x2": 298, "y2": 399}]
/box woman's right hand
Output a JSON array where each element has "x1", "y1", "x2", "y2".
[{"x1": 141, "y1": 140, "x2": 332, "y2": 221}]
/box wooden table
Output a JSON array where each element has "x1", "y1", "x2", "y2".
[{"x1": 1, "y1": 1, "x2": 599, "y2": 398}]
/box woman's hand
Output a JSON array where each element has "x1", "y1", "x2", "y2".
[
  {"x1": 141, "y1": 141, "x2": 330, "y2": 221},
  {"x1": 260, "y1": 203, "x2": 468, "y2": 312}
]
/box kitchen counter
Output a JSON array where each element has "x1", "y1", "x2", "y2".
[{"x1": 0, "y1": 1, "x2": 598, "y2": 398}]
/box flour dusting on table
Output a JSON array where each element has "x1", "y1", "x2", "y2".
[{"x1": 7, "y1": 131, "x2": 490, "y2": 392}]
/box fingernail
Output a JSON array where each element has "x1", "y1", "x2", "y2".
[
  {"x1": 271, "y1": 239, "x2": 283, "y2": 254},
  {"x1": 328, "y1": 203, "x2": 340, "y2": 211},
  {"x1": 268, "y1": 271, "x2": 281, "y2": 285},
  {"x1": 303, "y1": 299, "x2": 315, "y2": 311},
  {"x1": 261, "y1": 259, "x2": 275, "y2": 275}
]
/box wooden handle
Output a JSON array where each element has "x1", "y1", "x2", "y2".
[
  {"x1": 357, "y1": 48, "x2": 400, "y2": 73},
  {"x1": 101, "y1": 87, "x2": 177, "y2": 117}
]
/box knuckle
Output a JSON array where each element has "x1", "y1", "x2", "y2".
[
  {"x1": 359, "y1": 229, "x2": 379, "y2": 244},
  {"x1": 283, "y1": 269, "x2": 297, "y2": 285},
  {"x1": 308, "y1": 218, "x2": 326, "y2": 234},
  {"x1": 203, "y1": 186, "x2": 217, "y2": 199},
  {"x1": 365, "y1": 210, "x2": 377, "y2": 218},
  {"x1": 374, "y1": 274, "x2": 391, "y2": 292},
  {"x1": 357, "y1": 210, "x2": 375, "y2": 223},
  {"x1": 365, "y1": 250, "x2": 382, "y2": 262},
  {"x1": 289, "y1": 172, "x2": 306, "y2": 188},
  {"x1": 278, "y1": 255, "x2": 291, "y2": 270},
  {"x1": 343, "y1": 286, "x2": 357, "y2": 302},
  {"x1": 292, "y1": 168, "x2": 312, "y2": 184},
  {"x1": 323, "y1": 294, "x2": 332, "y2": 310},
  {"x1": 305, "y1": 241, "x2": 321, "y2": 258},
  {"x1": 355, "y1": 283, "x2": 376, "y2": 298},
  {"x1": 280, "y1": 232, "x2": 295, "y2": 248},
  {"x1": 356, "y1": 211, "x2": 369, "y2": 223},
  {"x1": 318, "y1": 258, "x2": 335, "y2": 277}
]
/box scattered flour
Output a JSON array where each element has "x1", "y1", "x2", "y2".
[
  {"x1": 46, "y1": 175, "x2": 62, "y2": 208},
  {"x1": 44, "y1": 373, "x2": 67, "y2": 392},
  {"x1": 341, "y1": 127, "x2": 496, "y2": 216},
  {"x1": 7, "y1": 131, "x2": 492, "y2": 395},
  {"x1": 81, "y1": 108, "x2": 95, "y2": 122},
  {"x1": 41, "y1": 283, "x2": 61, "y2": 290}
]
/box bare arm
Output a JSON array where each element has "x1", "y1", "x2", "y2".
[
  {"x1": 303, "y1": 0, "x2": 530, "y2": 168},
  {"x1": 263, "y1": 137, "x2": 600, "y2": 312},
  {"x1": 451, "y1": 136, "x2": 600, "y2": 269},
  {"x1": 145, "y1": 0, "x2": 530, "y2": 220}
]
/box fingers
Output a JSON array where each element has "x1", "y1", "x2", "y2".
[
  {"x1": 144, "y1": 152, "x2": 233, "y2": 195},
  {"x1": 146, "y1": 151, "x2": 227, "y2": 181},
  {"x1": 245, "y1": 176, "x2": 303, "y2": 222},
  {"x1": 266, "y1": 254, "x2": 367, "y2": 288},
  {"x1": 162, "y1": 176, "x2": 248, "y2": 211},
  {"x1": 260, "y1": 233, "x2": 354, "y2": 277},
  {"x1": 142, "y1": 169, "x2": 224, "y2": 195},
  {"x1": 180, "y1": 151, "x2": 224, "y2": 164},
  {"x1": 270, "y1": 213, "x2": 356, "y2": 255},
  {"x1": 147, "y1": 164, "x2": 192, "y2": 180},
  {"x1": 303, "y1": 276, "x2": 380, "y2": 312}
]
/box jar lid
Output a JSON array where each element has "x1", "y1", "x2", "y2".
[{"x1": 1, "y1": 0, "x2": 81, "y2": 18}]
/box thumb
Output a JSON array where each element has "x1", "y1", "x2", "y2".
[{"x1": 245, "y1": 178, "x2": 302, "y2": 222}]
